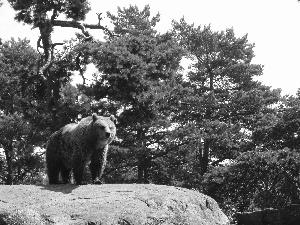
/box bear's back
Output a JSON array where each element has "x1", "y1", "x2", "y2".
[{"x1": 59, "y1": 115, "x2": 116, "y2": 146}]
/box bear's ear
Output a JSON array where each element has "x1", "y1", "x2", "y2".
[
  {"x1": 110, "y1": 115, "x2": 116, "y2": 123},
  {"x1": 92, "y1": 113, "x2": 98, "y2": 122}
]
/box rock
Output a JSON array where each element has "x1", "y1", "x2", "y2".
[
  {"x1": 0, "y1": 209, "x2": 47, "y2": 225},
  {"x1": 0, "y1": 184, "x2": 229, "y2": 225},
  {"x1": 235, "y1": 204, "x2": 300, "y2": 225}
]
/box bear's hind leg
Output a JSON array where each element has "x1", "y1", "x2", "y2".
[
  {"x1": 46, "y1": 130, "x2": 63, "y2": 184},
  {"x1": 73, "y1": 162, "x2": 85, "y2": 185},
  {"x1": 61, "y1": 166, "x2": 71, "y2": 184}
]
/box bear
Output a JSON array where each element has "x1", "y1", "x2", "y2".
[{"x1": 46, "y1": 113, "x2": 116, "y2": 185}]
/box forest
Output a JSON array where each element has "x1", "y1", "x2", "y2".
[{"x1": 1, "y1": 0, "x2": 300, "y2": 219}]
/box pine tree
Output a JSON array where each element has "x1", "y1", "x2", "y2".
[
  {"x1": 85, "y1": 5, "x2": 185, "y2": 183},
  {"x1": 172, "y1": 19, "x2": 281, "y2": 175},
  {"x1": 7, "y1": 0, "x2": 113, "y2": 125}
]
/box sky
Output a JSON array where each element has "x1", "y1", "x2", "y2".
[{"x1": 1, "y1": 0, "x2": 300, "y2": 95}]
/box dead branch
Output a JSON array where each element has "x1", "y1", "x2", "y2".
[
  {"x1": 52, "y1": 42, "x2": 64, "y2": 48},
  {"x1": 53, "y1": 20, "x2": 115, "y2": 38},
  {"x1": 96, "y1": 13, "x2": 103, "y2": 25}
]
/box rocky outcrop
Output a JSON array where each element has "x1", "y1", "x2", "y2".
[
  {"x1": 235, "y1": 204, "x2": 300, "y2": 225},
  {"x1": 0, "y1": 184, "x2": 229, "y2": 225}
]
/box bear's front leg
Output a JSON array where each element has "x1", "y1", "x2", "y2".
[
  {"x1": 72, "y1": 157, "x2": 86, "y2": 185},
  {"x1": 90, "y1": 145, "x2": 108, "y2": 184}
]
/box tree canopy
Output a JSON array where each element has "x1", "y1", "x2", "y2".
[{"x1": 171, "y1": 19, "x2": 281, "y2": 175}]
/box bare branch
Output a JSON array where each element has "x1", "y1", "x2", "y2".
[
  {"x1": 96, "y1": 13, "x2": 103, "y2": 25},
  {"x1": 53, "y1": 20, "x2": 115, "y2": 38},
  {"x1": 52, "y1": 42, "x2": 64, "y2": 47}
]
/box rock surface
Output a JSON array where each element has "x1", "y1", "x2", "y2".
[{"x1": 0, "y1": 184, "x2": 229, "y2": 225}]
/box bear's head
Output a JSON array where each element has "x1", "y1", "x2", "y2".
[{"x1": 91, "y1": 113, "x2": 116, "y2": 148}]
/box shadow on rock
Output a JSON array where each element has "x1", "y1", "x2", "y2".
[{"x1": 36, "y1": 184, "x2": 79, "y2": 194}]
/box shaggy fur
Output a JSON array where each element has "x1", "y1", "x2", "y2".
[{"x1": 46, "y1": 113, "x2": 116, "y2": 185}]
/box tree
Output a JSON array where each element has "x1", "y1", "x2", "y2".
[
  {"x1": 0, "y1": 38, "x2": 39, "y2": 115},
  {"x1": 0, "y1": 114, "x2": 29, "y2": 184},
  {"x1": 0, "y1": 113, "x2": 45, "y2": 185},
  {"x1": 172, "y1": 19, "x2": 281, "y2": 176},
  {"x1": 0, "y1": 38, "x2": 48, "y2": 184},
  {"x1": 7, "y1": 0, "x2": 113, "y2": 126},
  {"x1": 0, "y1": 37, "x2": 58, "y2": 135},
  {"x1": 85, "y1": 5, "x2": 185, "y2": 183}
]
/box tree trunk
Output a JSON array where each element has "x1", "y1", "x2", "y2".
[
  {"x1": 199, "y1": 139, "x2": 210, "y2": 176},
  {"x1": 137, "y1": 159, "x2": 143, "y2": 183},
  {"x1": 4, "y1": 142, "x2": 13, "y2": 185},
  {"x1": 137, "y1": 155, "x2": 150, "y2": 184},
  {"x1": 198, "y1": 69, "x2": 214, "y2": 176},
  {"x1": 38, "y1": 20, "x2": 61, "y2": 130},
  {"x1": 289, "y1": 176, "x2": 300, "y2": 204},
  {"x1": 136, "y1": 128, "x2": 150, "y2": 184}
]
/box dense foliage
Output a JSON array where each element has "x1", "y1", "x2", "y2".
[
  {"x1": 1, "y1": 1, "x2": 300, "y2": 220},
  {"x1": 204, "y1": 149, "x2": 300, "y2": 215}
]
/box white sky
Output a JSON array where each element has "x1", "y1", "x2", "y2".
[{"x1": 1, "y1": 0, "x2": 300, "y2": 95}]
